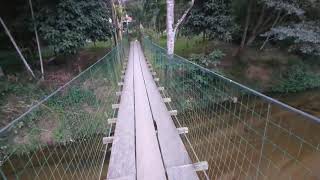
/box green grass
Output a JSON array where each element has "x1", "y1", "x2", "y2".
[
  {"x1": 0, "y1": 83, "x2": 105, "y2": 154},
  {"x1": 157, "y1": 35, "x2": 212, "y2": 57},
  {"x1": 84, "y1": 40, "x2": 112, "y2": 52}
]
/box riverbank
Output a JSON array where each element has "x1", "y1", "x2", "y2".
[
  {"x1": 0, "y1": 42, "x2": 111, "y2": 129},
  {"x1": 149, "y1": 35, "x2": 320, "y2": 118}
]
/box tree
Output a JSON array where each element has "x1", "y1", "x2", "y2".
[
  {"x1": 166, "y1": 0, "x2": 195, "y2": 55},
  {"x1": 86, "y1": 2, "x2": 113, "y2": 44},
  {"x1": 111, "y1": 0, "x2": 125, "y2": 44},
  {"x1": 232, "y1": 0, "x2": 304, "y2": 54},
  {"x1": 37, "y1": 0, "x2": 112, "y2": 55},
  {"x1": 262, "y1": 21, "x2": 320, "y2": 56},
  {"x1": 143, "y1": 0, "x2": 164, "y2": 30},
  {"x1": 184, "y1": 0, "x2": 237, "y2": 42}
]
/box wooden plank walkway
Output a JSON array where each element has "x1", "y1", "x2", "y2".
[
  {"x1": 106, "y1": 42, "x2": 136, "y2": 180},
  {"x1": 136, "y1": 43, "x2": 199, "y2": 180},
  {"x1": 133, "y1": 42, "x2": 167, "y2": 180},
  {"x1": 105, "y1": 41, "x2": 203, "y2": 180}
]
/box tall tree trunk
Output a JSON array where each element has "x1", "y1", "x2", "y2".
[
  {"x1": 166, "y1": 0, "x2": 194, "y2": 56},
  {"x1": 0, "y1": 66, "x2": 4, "y2": 77},
  {"x1": 202, "y1": 30, "x2": 206, "y2": 42},
  {"x1": 166, "y1": 0, "x2": 175, "y2": 56},
  {"x1": 111, "y1": 0, "x2": 122, "y2": 45},
  {"x1": 111, "y1": 0, "x2": 117, "y2": 46},
  {"x1": 246, "y1": 5, "x2": 265, "y2": 46},
  {"x1": 29, "y1": 0, "x2": 44, "y2": 80},
  {"x1": 0, "y1": 17, "x2": 36, "y2": 78},
  {"x1": 233, "y1": 0, "x2": 252, "y2": 56},
  {"x1": 240, "y1": 0, "x2": 252, "y2": 49},
  {"x1": 117, "y1": 19, "x2": 123, "y2": 41}
]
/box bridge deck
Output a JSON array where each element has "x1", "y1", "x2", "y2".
[
  {"x1": 133, "y1": 42, "x2": 167, "y2": 180},
  {"x1": 106, "y1": 41, "x2": 199, "y2": 180},
  {"x1": 107, "y1": 42, "x2": 136, "y2": 180}
]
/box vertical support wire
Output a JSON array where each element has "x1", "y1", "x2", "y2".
[{"x1": 255, "y1": 103, "x2": 271, "y2": 179}]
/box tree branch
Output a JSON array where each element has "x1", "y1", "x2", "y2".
[
  {"x1": 240, "y1": 0, "x2": 252, "y2": 48},
  {"x1": 260, "y1": 10, "x2": 275, "y2": 29},
  {"x1": 258, "y1": 10, "x2": 282, "y2": 34},
  {"x1": 246, "y1": 5, "x2": 266, "y2": 45},
  {"x1": 173, "y1": 0, "x2": 195, "y2": 35}
]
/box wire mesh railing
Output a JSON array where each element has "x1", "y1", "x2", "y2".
[
  {"x1": 142, "y1": 37, "x2": 320, "y2": 180},
  {"x1": 0, "y1": 39, "x2": 128, "y2": 180}
]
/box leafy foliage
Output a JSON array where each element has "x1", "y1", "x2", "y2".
[
  {"x1": 273, "y1": 62, "x2": 320, "y2": 93},
  {"x1": 36, "y1": 0, "x2": 112, "y2": 55},
  {"x1": 47, "y1": 87, "x2": 98, "y2": 109},
  {"x1": 231, "y1": 0, "x2": 305, "y2": 48},
  {"x1": 190, "y1": 49, "x2": 225, "y2": 67},
  {"x1": 261, "y1": 0, "x2": 305, "y2": 17},
  {"x1": 263, "y1": 21, "x2": 320, "y2": 56},
  {"x1": 184, "y1": 0, "x2": 237, "y2": 41},
  {"x1": 208, "y1": 50, "x2": 226, "y2": 63}
]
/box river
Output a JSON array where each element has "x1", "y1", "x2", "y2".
[
  {"x1": 182, "y1": 88, "x2": 320, "y2": 179},
  {"x1": 275, "y1": 89, "x2": 320, "y2": 118}
]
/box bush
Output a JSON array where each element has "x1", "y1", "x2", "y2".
[
  {"x1": 47, "y1": 87, "x2": 98, "y2": 109},
  {"x1": 189, "y1": 49, "x2": 225, "y2": 67},
  {"x1": 208, "y1": 50, "x2": 225, "y2": 64},
  {"x1": 189, "y1": 53, "x2": 205, "y2": 64},
  {"x1": 273, "y1": 62, "x2": 320, "y2": 93}
]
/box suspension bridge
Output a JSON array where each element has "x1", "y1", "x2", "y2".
[{"x1": 1, "y1": 37, "x2": 320, "y2": 180}]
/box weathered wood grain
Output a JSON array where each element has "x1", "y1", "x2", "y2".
[
  {"x1": 107, "y1": 42, "x2": 136, "y2": 180},
  {"x1": 107, "y1": 41, "x2": 201, "y2": 180},
  {"x1": 135, "y1": 42, "x2": 199, "y2": 180},
  {"x1": 133, "y1": 41, "x2": 167, "y2": 180}
]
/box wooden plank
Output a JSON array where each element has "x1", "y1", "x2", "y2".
[
  {"x1": 177, "y1": 127, "x2": 189, "y2": 135},
  {"x1": 166, "y1": 165, "x2": 200, "y2": 180},
  {"x1": 103, "y1": 136, "x2": 114, "y2": 144},
  {"x1": 106, "y1": 42, "x2": 136, "y2": 180},
  {"x1": 108, "y1": 118, "x2": 117, "y2": 124},
  {"x1": 163, "y1": 97, "x2": 172, "y2": 103},
  {"x1": 133, "y1": 41, "x2": 167, "y2": 180},
  {"x1": 108, "y1": 176, "x2": 135, "y2": 180},
  {"x1": 166, "y1": 161, "x2": 209, "y2": 179},
  {"x1": 135, "y1": 42, "x2": 199, "y2": 180}
]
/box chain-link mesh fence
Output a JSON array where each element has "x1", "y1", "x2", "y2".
[
  {"x1": 0, "y1": 40, "x2": 128, "y2": 180},
  {"x1": 143, "y1": 37, "x2": 320, "y2": 180}
]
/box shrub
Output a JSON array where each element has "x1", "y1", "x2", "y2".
[
  {"x1": 189, "y1": 54, "x2": 205, "y2": 64},
  {"x1": 189, "y1": 49, "x2": 225, "y2": 67},
  {"x1": 273, "y1": 62, "x2": 320, "y2": 93},
  {"x1": 208, "y1": 50, "x2": 225, "y2": 65}
]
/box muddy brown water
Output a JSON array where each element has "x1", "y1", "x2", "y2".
[
  {"x1": 277, "y1": 89, "x2": 320, "y2": 118},
  {"x1": 2, "y1": 90, "x2": 319, "y2": 180}
]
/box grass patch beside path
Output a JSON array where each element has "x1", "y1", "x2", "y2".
[
  {"x1": 157, "y1": 36, "x2": 213, "y2": 57},
  {"x1": 0, "y1": 40, "x2": 113, "y2": 129},
  {"x1": 84, "y1": 40, "x2": 112, "y2": 52}
]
